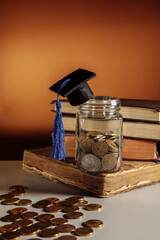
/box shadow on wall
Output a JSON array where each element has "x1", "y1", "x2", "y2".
[{"x1": 0, "y1": 134, "x2": 52, "y2": 160}]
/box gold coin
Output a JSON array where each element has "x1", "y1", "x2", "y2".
[
  {"x1": 15, "y1": 219, "x2": 33, "y2": 227},
  {"x1": 64, "y1": 211, "x2": 83, "y2": 219},
  {"x1": 0, "y1": 193, "x2": 15, "y2": 200},
  {"x1": 9, "y1": 185, "x2": 28, "y2": 191},
  {"x1": 74, "y1": 227, "x2": 93, "y2": 236},
  {"x1": 77, "y1": 200, "x2": 88, "y2": 207},
  {"x1": 21, "y1": 211, "x2": 38, "y2": 219},
  {"x1": 83, "y1": 219, "x2": 103, "y2": 228},
  {"x1": 34, "y1": 221, "x2": 52, "y2": 230},
  {"x1": 44, "y1": 197, "x2": 59, "y2": 203},
  {"x1": 106, "y1": 140, "x2": 118, "y2": 153},
  {"x1": 65, "y1": 196, "x2": 84, "y2": 201},
  {"x1": 16, "y1": 199, "x2": 32, "y2": 206},
  {"x1": 0, "y1": 230, "x2": 21, "y2": 240},
  {"x1": 86, "y1": 131, "x2": 102, "y2": 138},
  {"x1": 10, "y1": 189, "x2": 26, "y2": 196},
  {"x1": 92, "y1": 141, "x2": 108, "y2": 157},
  {"x1": 1, "y1": 198, "x2": 20, "y2": 205},
  {"x1": 56, "y1": 236, "x2": 77, "y2": 240},
  {"x1": 0, "y1": 215, "x2": 21, "y2": 222},
  {"x1": 62, "y1": 205, "x2": 79, "y2": 213},
  {"x1": 0, "y1": 224, "x2": 19, "y2": 233},
  {"x1": 37, "y1": 214, "x2": 55, "y2": 222},
  {"x1": 79, "y1": 138, "x2": 94, "y2": 153},
  {"x1": 38, "y1": 228, "x2": 59, "y2": 238},
  {"x1": 83, "y1": 204, "x2": 102, "y2": 211},
  {"x1": 61, "y1": 199, "x2": 79, "y2": 206},
  {"x1": 50, "y1": 218, "x2": 68, "y2": 226},
  {"x1": 45, "y1": 205, "x2": 62, "y2": 213},
  {"x1": 9, "y1": 207, "x2": 28, "y2": 215},
  {"x1": 32, "y1": 200, "x2": 51, "y2": 208},
  {"x1": 56, "y1": 224, "x2": 75, "y2": 233},
  {"x1": 19, "y1": 225, "x2": 39, "y2": 235},
  {"x1": 102, "y1": 153, "x2": 118, "y2": 170}
]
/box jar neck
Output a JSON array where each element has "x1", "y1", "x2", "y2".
[{"x1": 78, "y1": 96, "x2": 121, "y2": 116}]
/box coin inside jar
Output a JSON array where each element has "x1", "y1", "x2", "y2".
[
  {"x1": 102, "y1": 153, "x2": 118, "y2": 170},
  {"x1": 38, "y1": 228, "x2": 59, "y2": 238},
  {"x1": 83, "y1": 203, "x2": 102, "y2": 211},
  {"x1": 79, "y1": 153, "x2": 101, "y2": 172},
  {"x1": 106, "y1": 140, "x2": 118, "y2": 153},
  {"x1": 74, "y1": 227, "x2": 93, "y2": 236},
  {"x1": 9, "y1": 207, "x2": 28, "y2": 215},
  {"x1": 83, "y1": 219, "x2": 103, "y2": 228},
  {"x1": 86, "y1": 131, "x2": 102, "y2": 138},
  {"x1": 56, "y1": 224, "x2": 75, "y2": 233},
  {"x1": 50, "y1": 217, "x2": 68, "y2": 226},
  {"x1": 92, "y1": 141, "x2": 108, "y2": 157},
  {"x1": 0, "y1": 224, "x2": 19, "y2": 233},
  {"x1": 37, "y1": 214, "x2": 55, "y2": 222},
  {"x1": 64, "y1": 211, "x2": 83, "y2": 219},
  {"x1": 79, "y1": 138, "x2": 94, "y2": 153}
]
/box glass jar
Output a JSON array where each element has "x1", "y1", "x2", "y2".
[{"x1": 76, "y1": 96, "x2": 123, "y2": 173}]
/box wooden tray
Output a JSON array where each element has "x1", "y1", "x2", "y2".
[{"x1": 23, "y1": 147, "x2": 160, "y2": 197}]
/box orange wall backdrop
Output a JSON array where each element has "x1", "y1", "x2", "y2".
[{"x1": 0, "y1": 0, "x2": 160, "y2": 135}]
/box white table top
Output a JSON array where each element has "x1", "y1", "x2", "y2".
[{"x1": 0, "y1": 161, "x2": 160, "y2": 240}]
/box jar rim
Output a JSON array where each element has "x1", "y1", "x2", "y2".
[{"x1": 80, "y1": 96, "x2": 121, "y2": 107}]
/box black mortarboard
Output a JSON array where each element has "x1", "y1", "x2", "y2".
[{"x1": 49, "y1": 68, "x2": 96, "y2": 106}]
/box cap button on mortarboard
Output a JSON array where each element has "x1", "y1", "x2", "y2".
[{"x1": 49, "y1": 68, "x2": 96, "y2": 160}]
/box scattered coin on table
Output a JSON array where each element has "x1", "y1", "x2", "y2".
[
  {"x1": 32, "y1": 200, "x2": 51, "y2": 209},
  {"x1": 56, "y1": 235, "x2": 77, "y2": 240},
  {"x1": 1, "y1": 198, "x2": 20, "y2": 205},
  {"x1": 44, "y1": 197, "x2": 59, "y2": 203},
  {"x1": 21, "y1": 211, "x2": 38, "y2": 219},
  {"x1": 74, "y1": 227, "x2": 94, "y2": 236},
  {"x1": 16, "y1": 199, "x2": 32, "y2": 206},
  {"x1": 50, "y1": 217, "x2": 68, "y2": 226},
  {"x1": 38, "y1": 228, "x2": 59, "y2": 238},
  {"x1": 9, "y1": 207, "x2": 28, "y2": 215},
  {"x1": 0, "y1": 224, "x2": 19, "y2": 233},
  {"x1": 83, "y1": 219, "x2": 103, "y2": 228},
  {"x1": 10, "y1": 189, "x2": 26, "y2": 196},
  {"x1": 56, "y1": 224, "x2": 76, "y2": 233},
  {"x1": 34, "y1": 221, "x2": 52, "y2": 230},
  {"x1": 0, "y1": 193, "x2": 15, "y2": 200},
  {"x1": 15, "y1": 219, "x2": 33, "y2": 227},
  {"x1": 77, "y1": 200, "x2": 88, "y2": 207},
  {"x1": 44, "y1": 205, "x2": 62, "y2": 213},
  {"x1": 83, "y1": 203, "x2": 102, "y2": 211},
  {"x1": 62, "y1": 205, "x2": 79, "y2": 213},
  {"x1": 36, "y1": 213, "x2": 55, "y2": 222},
  {"x1": 65, "y1": 196, "x2": 84, "y2": 201},
  {"x1": 19, "y1": 225, "x2": 39, "y2": 235},
  {"x1": 9, "y1": 185, "x2": 28, "y2": 191},
  {"x1": 0, "y1": 214, "x2": 21, "y2": 222},
  {"x1": 0, "y1": 230, "x2": 21, "y2": 240},
  {"x1": 64, "y1": 211, "x2": 83, "y2": 219}
]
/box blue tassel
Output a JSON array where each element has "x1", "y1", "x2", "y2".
[{"x1": 51, "y1": 78, "x2": 71, "y2": 160}]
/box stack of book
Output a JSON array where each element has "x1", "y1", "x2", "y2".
[{"x1": 51, "y1": 98, "x2": 160, "y2": 161}]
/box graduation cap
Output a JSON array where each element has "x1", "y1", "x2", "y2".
[
  {"x1": 49, "y1": 68, "x2": 96, "y2": 106},
  {"x1": 49, "y1": 68, "x2": 96, "y2": 160}
]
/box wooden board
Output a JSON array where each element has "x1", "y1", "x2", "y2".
[{"x1": 22, "y1": 147, "x2": 160, "y2": 197}]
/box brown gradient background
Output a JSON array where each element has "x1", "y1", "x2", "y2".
[{"x1": 0, "y1": 0, "x2": 160, "y2": 159}]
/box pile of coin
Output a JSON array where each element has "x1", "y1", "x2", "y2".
[
  {"x1": 77, "y1": 130, "x2": 121, "y2": 173},
  {"x1": 0, "y1": 185, "x2": 103, "y2": 240}
]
